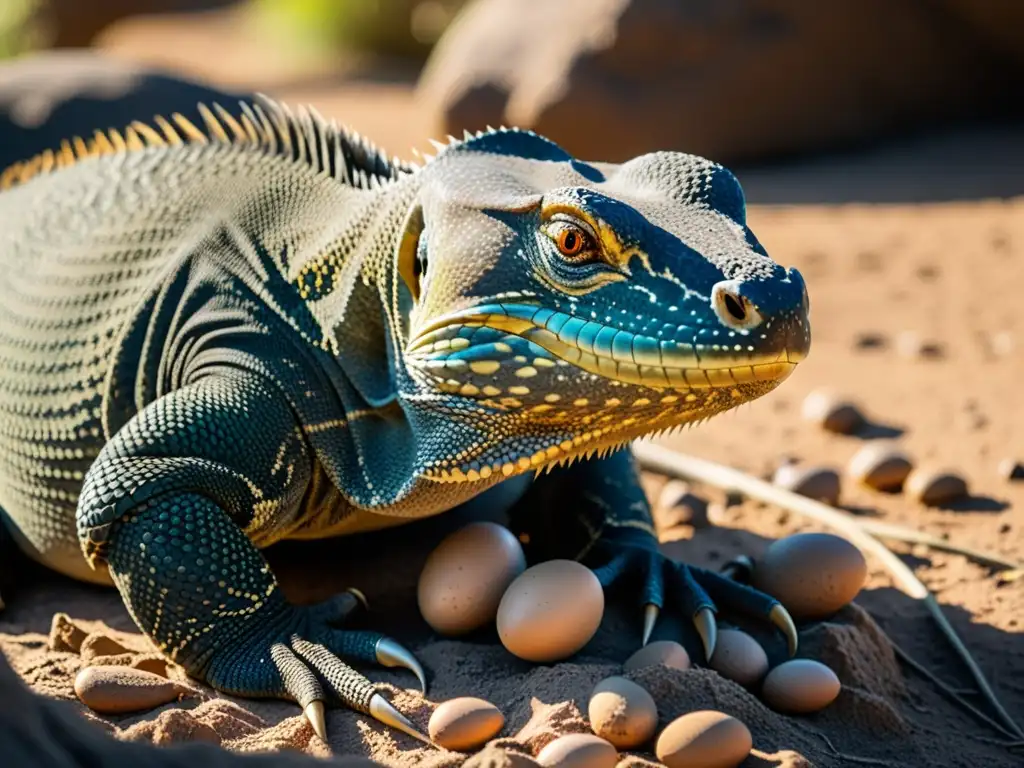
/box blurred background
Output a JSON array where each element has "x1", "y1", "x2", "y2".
[{"x1": 2, "y1": 0, "x2": 1024, "y2": 204}]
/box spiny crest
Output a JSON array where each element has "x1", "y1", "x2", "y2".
[
  {"x1": 0, "y1": 94, "x2": 413, "y2": 192},
  {"x1": 410, "y1": 125, "x2": 568, "y2": 167}
]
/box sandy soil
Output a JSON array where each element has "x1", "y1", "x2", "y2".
[{"x1": 2, "y1": 14, "x2": 1023, "y2": 768}]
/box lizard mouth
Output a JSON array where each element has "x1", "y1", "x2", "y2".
[
  {"x1": 407, "y1": 301, "x2": 805, "y2": 390},
  {"x1": 407, "y1": 301, "x2": 808, "y2": 483},
  {"x1": 417, "y1": 395, "x2": 743, "y2": 483}
]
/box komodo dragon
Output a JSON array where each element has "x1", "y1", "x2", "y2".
[{"x1": 0, "y1": 96, "x2": 810, "y2": 742}]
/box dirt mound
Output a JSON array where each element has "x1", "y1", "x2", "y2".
[{"x1": 1, "y1": 597, "x2": 926, "y2": 767}]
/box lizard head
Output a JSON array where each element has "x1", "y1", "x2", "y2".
[{"x1": 395, "y1": 129, "x2": 809, "y2": 483}]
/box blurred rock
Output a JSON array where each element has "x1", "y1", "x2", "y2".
[
  {"x1": 801, "y1": 388, "x2": 865, "y2": 434},
  {"x1": 847, "y1": 443, "x2": 913, "y2": 492},
  {"x1": 905, "y1": 467, "x2": 969, "y2": 506},
  {"x1": 31, "y1": 0, "x2": 236, "y2": 49},
  {"x1": 0, "y1": 50, "x2": 244, "y2": 170},
  {"x1": 772, "y1": 463, "x2": 841, "y2": 506},
  {"x1": 895, "y1": 330, "x2": 945, "y2": 360},
  {"x1": 998, "y1": 458, "x2": 1024, "y2": 481},
  {"x1": 655, "y1": 479, "x2": 710, "y2": 531},
  {"x1": 941, "y1": 0, "x2": 1024, "y2": 69},
  {"x1": 988, "y1": 331, "x2": 1015, "y2": 358},
  {"x1": 248, "y1": 0, "x2": 468, "y2": 62},
  {"x1": 853, "y1": 332, "x2": 887, "y2": 351},
  {"x1": 0, "y1": 650, "x2": 325, "y2": 768},
  {"x1": 48, "y1": 612, "x2": 87, "y2": 653},
  {"x1": 419, "y1": 0, "x2": 1021, "y2": 164}
]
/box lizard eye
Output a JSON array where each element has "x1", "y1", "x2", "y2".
[
  {"x1": 545, "y1": 219, "x2": 595, "y2": 262},
  {"x1": 557, "y1": 227, "x2": 584, "y2": 256}
]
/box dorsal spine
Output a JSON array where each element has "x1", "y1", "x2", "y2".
[{"x1": 0, "y1": 94, "x2": 411, "y2": 192}]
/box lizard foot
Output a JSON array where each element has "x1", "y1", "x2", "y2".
[
  {"x1": 206, "y1": 604, "x2": 430, "y2": 744},
  {"x1": 590, "y1": 540, "x2": 797, "y2": 662},
  {"x1": 101, "y1": 484, "x2": 430, "y2": 745}
]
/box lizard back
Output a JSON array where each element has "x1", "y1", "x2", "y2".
[{"x1": 0, "y1": 99, "x2": 407, "y2": 580}]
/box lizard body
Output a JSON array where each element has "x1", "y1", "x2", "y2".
[{"x1": 0, "y1": 97, "x2": 810, "y2": 738}]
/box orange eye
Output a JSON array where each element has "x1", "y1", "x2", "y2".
[{"x1": 557, "y1": 227, "x2": 586, "y2": 256}]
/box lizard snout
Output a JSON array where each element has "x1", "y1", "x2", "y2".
[{"x1": 710, "y1": 267, "x2": 811, "y2": 364}]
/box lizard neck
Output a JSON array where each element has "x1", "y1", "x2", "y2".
[
  {"x1": 285, "y1": 177, "x2": 420, "y2": 410},
  {"x1": 279, "y1": 174, "x2": 478, "y2": 514}
]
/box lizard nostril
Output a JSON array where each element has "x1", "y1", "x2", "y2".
[
  {"x1": 723, "y1": 293, "x2": 746, "y2": 322},
  {"x1": 711, "y1": 280, "x2": 763, "y2": 331}
]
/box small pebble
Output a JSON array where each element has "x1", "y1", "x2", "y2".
[
  {"x1": 709, "y1": 629, "x2": 769, "y2": 687},
  {"x1": 587, "y1": 676, "x2": 658, "y2": 748},
  {"x1": 132, "y1": 656, "x2": 172, "y2": 677},
  {"x1": 623, "y1": 640, "x2": 691, "y2": 673},
  {"x1": 847, "y1": 443, "x2": 913, "y2": 491},
  {"x1": 997, "y1": 458, "x2": 1024, "y2": 481},
  {"x1": 655, "y1": 480, "x2": 709, "y2": 530},
  {"x1": 79, "y1": 633, "x2": 130, "y2": 662},
  {"x1": 535, "y1": 733, "x2": 618, "y2": 768},
  {"x1": 989, "y1": 331, "x2": 1014, "y2": 358},
  {"x1": 905, "y1": 467, "x2": 969, "y2": 506},
  {"x1": 718, "y1": 555, "x2": 754, "y2": 583},
  {"x1": 706, "y1": 502, "x2": 732, "y2": 527},
  {"x1": 723, "y1": 490, "x2": 743, "y2": 507},
  {"x1": 772, "y1": 464, "x2": 841, "y2": 505},
  {"x1": 761, "y1": 659, "x2": 841, "y2": 713},
  {"x1": 655, "y1": 710, "x2": 752, "y2": 768},
  {"x1": 48, "y1": 613, "x2": 87, "y2": 653},
  {"x1": 853, "y1": 332, "x2": 887, "y2": 350},
  {"x1": 801, "y1": 389, "x2": 865, "y2": 434},
  {"x1": 74, "y1": 665, "x2": 188, "y2": 714},
  {"x1": 428, "y1": 697, "x2": 505, "y2": 752},
  {"x1": 895, "y1": 330, "x2": 944, "y2": 360}
]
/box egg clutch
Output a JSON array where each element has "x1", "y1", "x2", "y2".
[
  {"x1": 417, "y1": 521, "x2": 604, "y2": 661},
  {"x1": 415, "y1": 522, "x2": 867, "y2": 764}
]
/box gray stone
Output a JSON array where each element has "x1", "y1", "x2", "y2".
[
  {"x1": 419, "y1": 0, "x2": 1019, "y2": 164},
  {"x1": 0, "y1": 50, "x2": 245, "y2": 171}
]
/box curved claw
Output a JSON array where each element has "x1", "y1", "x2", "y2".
[
  {"x1": 304, "y1": 700, "x2": 327, "y2": 741},
  {"x1": 642, "y1": 603, "x2": 659, "y2": 647},
  {"x1": 315, "y1": 588, "x2": 369, "y2": 625},
  {"x1": 375, "y1": 637, "x2": 427, "y2": 694},
  {"x1": 369, "y1": 693, "x2": 433, "y2": 746},
  {"x1": 719, "y1": 555, "x2": 754, "y2": 582},
  {"x1": 770, "y1": 604, "x2": 799, "y2": 657},
  {"x1": 345, "y1": 587, "x2": 369, "y2": 613},
  {"x1": 693, "y1": 607, "x2": 718, "y2": 662}
]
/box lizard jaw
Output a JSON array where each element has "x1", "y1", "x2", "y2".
[
  {"x1": 407, "y1": 302, "x2": 803, "y2": 393},
  {"x1": 417, "y1": 379, "x2": 781, "y2": 484},
  {"x1": 408, "y1": 301, "x2": 805, "y2": 484}
]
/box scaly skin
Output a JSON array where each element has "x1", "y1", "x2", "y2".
[{"x1": 0, "y1": 97, "x2": 810, "y2": 740}]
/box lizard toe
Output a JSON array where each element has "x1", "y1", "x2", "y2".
[
  {"x1": 309, "y1": 587, "x2": 369, "y2": 625},
  {"x1": 289, "y1": 633, "x2": 430, "y2": 745},
  {"x1": 691, "y1": 565, "x2": 798, "y2": 656},
  {"x1": 270, "y1": 642, "x2": 327, "y2": 740},
  {"x1": 667, "y1": 561, "x2": 719, "y2": 661},
  {"x1": 586, "y1": 538, "x2": 797, "y2": 663},
  {"x1": 306, "y1": 592, "x2": 426, "y2": 691},
  {"x1": 205, "y1": 612, "x2": 428, "y2": 743}
]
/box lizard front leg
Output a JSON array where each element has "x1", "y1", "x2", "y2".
[
  {"x1": 76, "y1": 368, "x2": 426, "y2": 742},
  {"x1": 507, "y1": 447, "x2": 797, "y2": 662}
]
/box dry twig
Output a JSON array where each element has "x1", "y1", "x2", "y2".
[{"x1": 634, "y1": 440, "x2": 1024, "y2": 741}]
